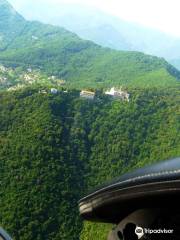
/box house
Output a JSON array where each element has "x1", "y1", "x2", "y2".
[
  {"x1": 39, "y1": 90, "x2": 47, "y2": 94},
  {"x1": 0, "y1": 65, "x2": 7, "y2": 72},
  {"x1": 48, "y1": 76, "x2": 56, "y2": 80},
  {"x1": 80, "y1": 90, "x2": 95, "y2": 100},
  {"x1": 51, "y1": 76, "x2": 56, "y2": 80},
  {"x1": 27, "y1": 68, "x2": 32, "y2": 73},
  {"x1": 105, "y1": 87, "x2": 130, "y2": 102},
  {"x1": 24, "y1": 74, "x2": 33, "y2": 81},
  {"x1": 0, "y1": 77, "x2": 7, "y2": 83},
  {"x1": 32, "y1": 35, "x2": 39, "y2": 40},
  {"x1": 58, "y1": 80, "x2": 66, "y2": 86},
  {"x1": 51, "y1": 88, "x2": 58, "y2": 94}
]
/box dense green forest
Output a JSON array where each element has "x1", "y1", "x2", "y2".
[
  {"x1": 0, "y1": 86, "x2": 179, "y2": 240},
  {"x1": 0, "y1": 0, "x2": 180, "y2": 89},
  {"x1": 0, "y1": 1, "x2": 180, "y2": 240}
]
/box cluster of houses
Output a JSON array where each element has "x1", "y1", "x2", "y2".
[
  {"x1": 48, "y1": 76, "x2": 66, "y2": 86},
  {"x1": 0, "y1": 65, "x2": 129, "y2": 102},
  {"x1": 39, "y1": 88, "x2": 58, "y2": 94},
  {"x1": 38, "y1": 87, "x2": 130, "y2": 102},
  {"x1": 0, "y1": 75, "x2": 7, "y2": 83},
  {"x1": 39, "y1": 88, "x2": 67, "y2": 94},
  {"x1": 8, "y1": 84, "x2": 25, "y2": 91},
  {"x1": 80, "y1": 87, "x2": 130, "y2": 102},
  {"x1": 0, "y1": 76, "x2": 8, "y2": 85},
  {"x1": 1, "y1": 65, "x2": 129, "y2": 102},
  {"x1": 0, "y1": 66, "x2": 9, "y2": 84},
  {"x1": 23, "y1": 74, "x2": 35, "y2": 84},
  {"x1": 48, "y1": 76, "x2": 56, "y2": 81}
]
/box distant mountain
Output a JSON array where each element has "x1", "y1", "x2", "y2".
[
  {"x1": 0, "y1": 0, "x2": 26, "y2": 50},
  {"x1": 0, "y1": 0, "x2": 179, "y2": 89},
  {"x1": 169, "y1": 58, "x2": 180, "y2": 70},
  {"x1": 75, "y1": 24, "x2": 132, "y2": 51},
  {"x1": 16, "y1": 2, "x2": 180, "y2": 68}
]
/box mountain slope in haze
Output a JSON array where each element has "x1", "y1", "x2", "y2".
[
  {"x1": 0, "y1": 0, "x2": 180, "y2": 89},
  {"x1": 170, "y1": 58, "x2": 180, "y2": 70},
  {"x1": 0, "y1": 0, "x2": 26, "y2": 50},
  {"x1": 16, "y1": 2, "x2": 180, "y2": 68},
  {"x1": 76, "y1": 24, "x2": 132, "y2": 51},
  {"x1": 0, "y1": 86, "x2": 180, "y2": 240}
]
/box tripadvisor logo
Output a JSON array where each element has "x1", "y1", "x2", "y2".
[
  {"x1": 135, "y1": 227, "x2": 144, "y2": 239},
  {"x1": 135, "y1": 226, "x2": 174, "y2": 239}
]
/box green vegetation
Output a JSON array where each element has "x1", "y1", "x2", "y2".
[
  {"x1": 0, "y1": 0, "x2": 26, "y2": 50},
  {"x1": 0, "y1": 0, "x2": 180, "y2": 89},
  {"x1": 0, "y1": 65, "x2": 66, "y2": 90},
  {"x1": 1, "y1": 33, "x2": 180, "y2": 89},
  {"x1": 80, "y1": 222, "x2": 112, "y2": 240},
  {"x1": 0, "y1": 86, "x2": 179, "y2": 240},
  {"x1": 0, "y1": 2, "x2": 180, "y2": 240}
]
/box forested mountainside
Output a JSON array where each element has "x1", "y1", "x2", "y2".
[
  {"x1": 0, "y1": 0, "x2": 180, "y2": 89},
  {"x1": 0, "y1": 0, "x2": 26, "y2": 50},
  {"x1": 0, "y1": 1, "x2": 180, "y2": 240},
  {"x1": 9, "y1": 2, "x2": 180, "y2": 65},
  {"x1": 0, "y1": 87, "x2": 179, "y2": 240}
]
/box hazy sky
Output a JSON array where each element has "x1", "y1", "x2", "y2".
[{"x1": 8, "y1": 0, "x2": 180, "y2": 37}]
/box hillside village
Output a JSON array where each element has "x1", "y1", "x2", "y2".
[
  {"x1": 0, "y1": 65, "x2": 12, "y2": 87},
  {"x1": 0, "y1": 64, "x2": 130, "y2": 102},
  {"x1": 0, "y1": 65, "x2": 66, "y2": 90}
]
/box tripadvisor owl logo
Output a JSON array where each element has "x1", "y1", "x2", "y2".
[
  {"x1": 135, "y1": 226, "x2": 174, "y2": 238},
  {"x1": 135, "y1": 226, "x2": 144, "y2": 239}
]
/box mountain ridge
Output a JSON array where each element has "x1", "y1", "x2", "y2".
[
  {"x1": 15, "y1": 2, "x2": 180, "y2": 68},
  {"x1": 0, "y1": 0, "x2": 180, "y2": 89},
  {"x1": 0, "y1": 0, "x2": 26, "y2": 51}
]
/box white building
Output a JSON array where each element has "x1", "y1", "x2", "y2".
[
  {"x1": 39, "y1": 90, "x2": 47, "y2": 94},
  {"x1": 32, "y1": 35, "x2": 39, "y2": 40},
  {"x1": 48, "y1": 76, "x2": 56, "y2": 80},
  {"x1": 105, "y1": 87, "x2": 130, "y2": 102},
  {"x1": 0, "y1": 65, "x2": 7, "y2": 72},
  {"x1": 80, "y1": 90, "x2": 95, "y2": 100},
  {"x1": 51, "y1": 88, "x2": 58, "y2": 94},
  {"x1": 27, "y1": 68, "x2": 32, "y2": 73}
]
